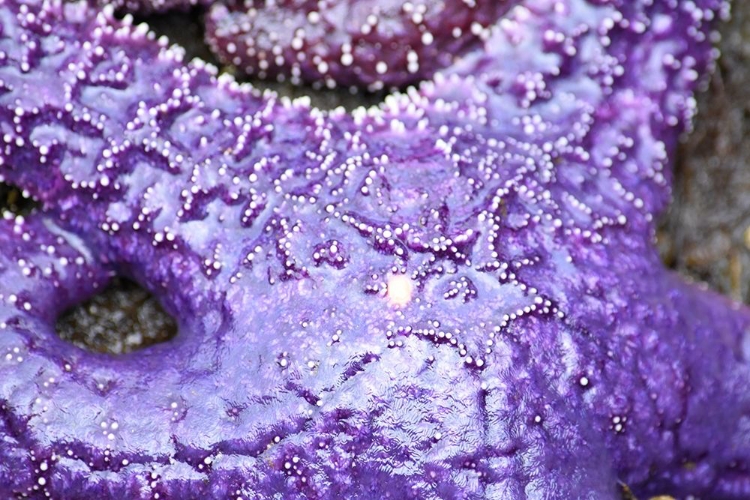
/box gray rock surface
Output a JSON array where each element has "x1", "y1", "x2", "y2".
[{"x1": 659, "y1": 1, "x2": 750, "y2": 303}]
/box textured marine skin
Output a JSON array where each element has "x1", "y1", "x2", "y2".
[{"x1": 0, "y1": 0, "x2": 747, "y2": 499}]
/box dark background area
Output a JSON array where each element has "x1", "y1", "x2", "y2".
[{"x1": 658, "y1": 2, "x2": 750, "y2": 304}]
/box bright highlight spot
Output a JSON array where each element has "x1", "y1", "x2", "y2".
[{"x1": 387, "y1": 274, "x2": 413, "y2": 307}]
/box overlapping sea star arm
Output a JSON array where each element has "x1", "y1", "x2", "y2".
[
  {"x1": 95, "y1": 0, "x2": 209, "y2": 13},
  {"x1": 205, "y1": 0, "x2": 513, "y2": 90}
]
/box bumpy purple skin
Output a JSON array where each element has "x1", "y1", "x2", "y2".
[
  {"x1": 0, "y1": 0, "x2": 747, "y2": 498},
  {"x1": 205, "y1": 0, "x2": 512, "y2": 90}
]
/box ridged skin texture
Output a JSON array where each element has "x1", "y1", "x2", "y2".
[{"x1": 0, "y1": 0, "x2": 746, "y2": 499}]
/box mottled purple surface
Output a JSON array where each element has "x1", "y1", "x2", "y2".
[{"x1": 0, "y1": 0, "x2": 748, "y2": 498}]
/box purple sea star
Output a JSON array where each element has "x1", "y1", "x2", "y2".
[{"x1": 0, "y1": 0, "x2": 747, "y2": 498}]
